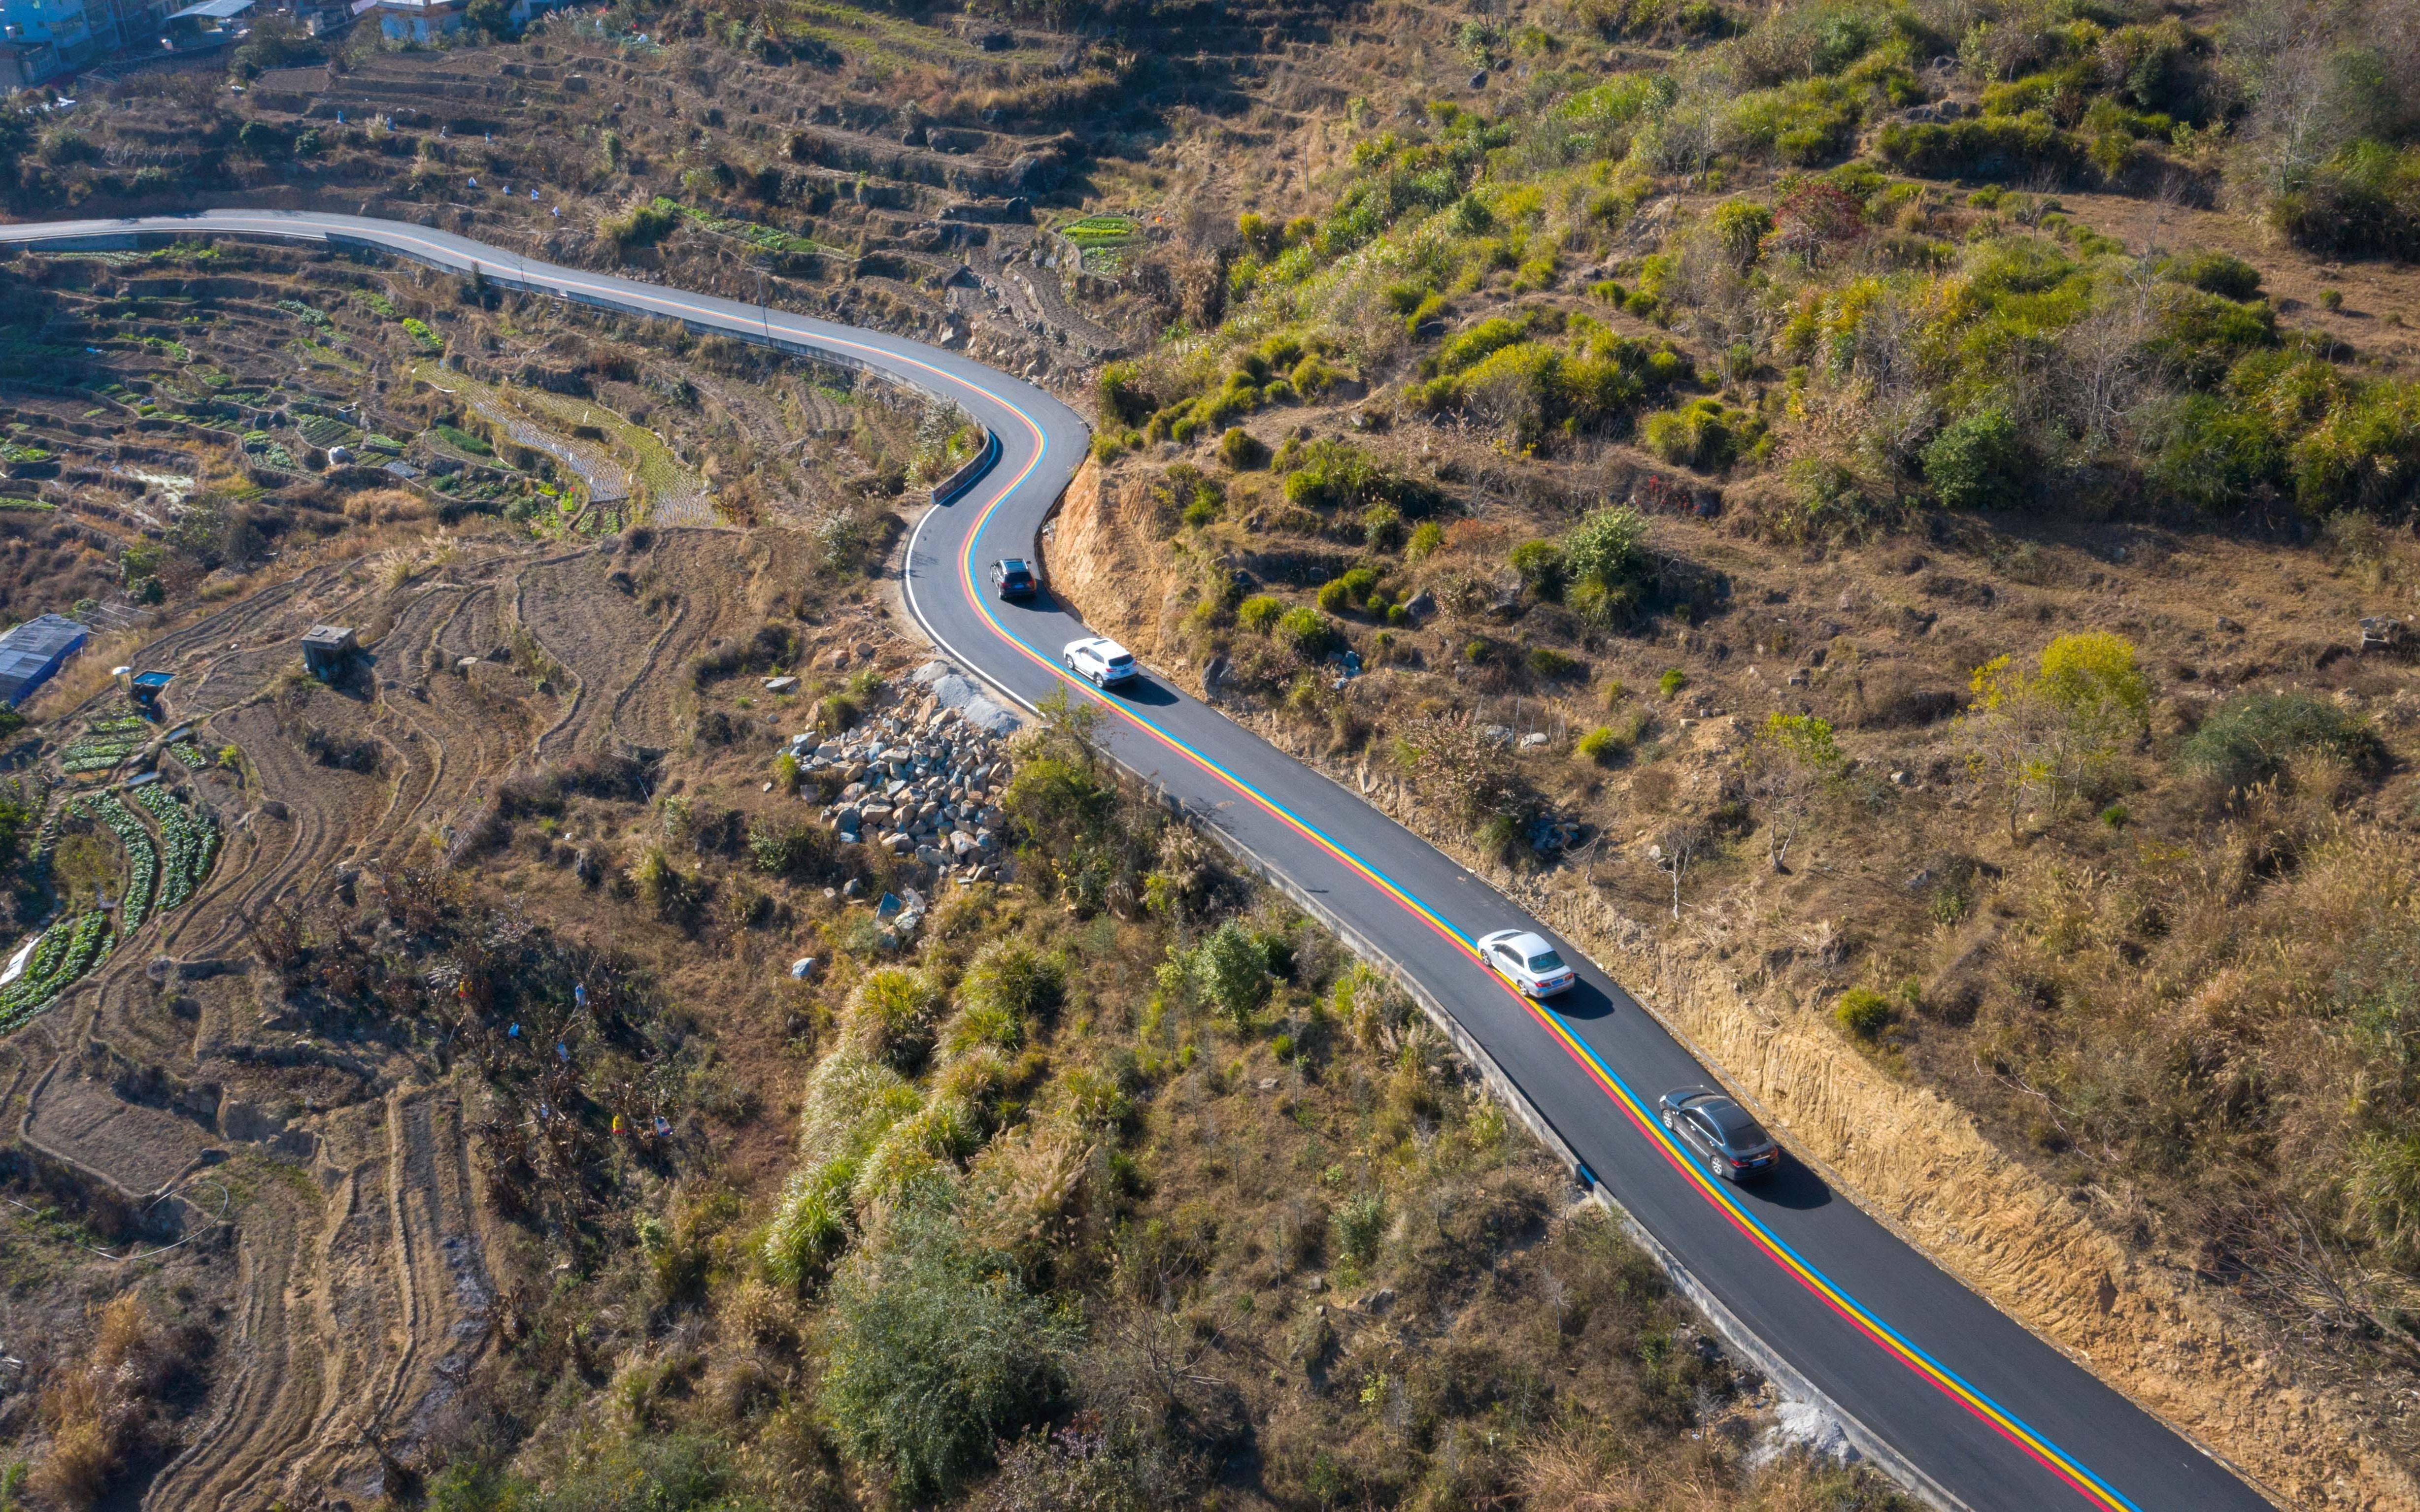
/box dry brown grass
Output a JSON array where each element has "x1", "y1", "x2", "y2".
[{"x1": 33, "y1": 1295, "x2": 198, "y2": 1507}]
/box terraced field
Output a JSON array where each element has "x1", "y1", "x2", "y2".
[{"x1": 0, "y1": 526, "x2": 823, "y2": 1508}]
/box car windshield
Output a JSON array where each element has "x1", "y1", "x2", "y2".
[
  {"x1": 1710, "y1": 1104, "x2": 1769, "y2": 1146},
  {"x1": 1527, "y1": 950, "x2": 1565, "y2": 971},
  {"x1": 1004, "y1": 559, "x2": 1027, "y2": 571}
]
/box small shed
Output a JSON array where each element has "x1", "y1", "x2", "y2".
[
  {"x1": 0, "y1": 614, "x2": 89, "y2": 708},
  {"x1": 301, "y1": 625, "x2": 358, "y2": 680}
]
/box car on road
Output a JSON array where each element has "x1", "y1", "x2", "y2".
[
  {"x1": 1477, "y1": 928, "x2": 1576, "y2": 997},
  {"x1": 990, "y1": 558, "x2": 1038, "y2": 598},
  {"x1": 1658, "y1": 1087, "x2": 1779, "y2": 1182},
  {"x1": 1063, "y1": 636, "x2": 1140, "y2": 688}
]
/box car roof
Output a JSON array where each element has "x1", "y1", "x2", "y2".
[
  {"x1": 1000, "y1": 558, "x2": 1029, "y2": 570},
  {"x1": 1485, "y1": 929, "x2": 1553, "y2": 954},
  {"x1": 1070, "y1": 636, "x2": 1125, "y2": 655},
  {"x1": 1669, "y1": 1089, "x2": 1767, "y2": 1141}
]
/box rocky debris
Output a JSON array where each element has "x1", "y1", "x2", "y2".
[
  {"x1": 801, "y1": 693, "x2": 1014, "y2": 883},
  {"x1": 908, "y1": 658, "x2": 1022, "y2": 735},
  {"x1": 1747, "y1": 1399, "x2": 1857, "y2": 1471},
  {"x1": 2359, "y1": 615, "x2": 2407, "y2": 653}
]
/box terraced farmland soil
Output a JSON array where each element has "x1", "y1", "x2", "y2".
[{"x1": 0, "y1": 525, "x2": 844, "y2": 1510}]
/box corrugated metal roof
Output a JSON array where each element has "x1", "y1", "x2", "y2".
[
  {"x1": 0, "y1": 614, "x2": 89, "y2": 661},
  {"x1": 0, "y1": 614, "x2": 87, "y2": 706},
  {"x1": 166, "y1": 0, "x2": 254, "y2": 20}
]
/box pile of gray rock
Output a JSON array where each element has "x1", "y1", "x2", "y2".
[{"x1": 796, "y1": 701, "x2": 1015, "y2": 883}]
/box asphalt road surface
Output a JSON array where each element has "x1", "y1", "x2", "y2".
[{"x1": 0, "y1": 212, "x2": 2275, "y2": 1512}]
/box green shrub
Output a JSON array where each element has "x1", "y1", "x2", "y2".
[
  {"x1": 2180, "y1": 693, "x2": 2386, "y2": 790},
  {"x1": 1834, "y1": 987, "x2": 1892, "y2": 1040},
  {"x1": 1407, "y1": 521, "x2": 1445, "y2": 560},
  {"x1": 1509, "y1": 538, "x2": 1565, "y2": 597},
  {"x1": 1641, "y1": 398, "x2": 1767, "y2": 470},
  {"x1": 1218, "y1": 427, "x2": 1269, "y2": 468},
  {"x1": 844, "y1": 968, "x2": 944, "y2": 1069},
  {"x1": 1333, "y1": 1191, "x2": 1388, "y2": 1266},
  {"x1": 2162, "y1": 250, "x2": 2262, "y2": 301},
  {"x1": 1277, "y1": 607, "x2": 1340, "y2": 658},
  {"x1": 1875, "y1": 114, "x2": 2081, "y2": 181},
  {"x1": 1237, "y1": 595, "x2": 1284, "y2": 633},
  {"x1": 959, "y1": 940, "x2": 1065, "y2": 1024},
  {"x1": 1362, "y1": 502, "x2": 1405, "y2": 551},
  {"x1": 1725, "y1": 78, "x2": 1865, "y2": 165},
  {"x1": 1575, "y1": 724, "x2": 1629, "y2": 765},
  {"x1": 1923, "y1": 407, "x2": 2025, "y2": 510},
  {"x1": 602, "y1": 197, "x2": 681, "y2": 249},
  {"x1": 1528, "y1": 647, "x2": 1582, "y2": 679},
  {"x1": 1281, "y1": 438, "x2": 1419, "y2": 513},
  {"x1": 820, "y1": 1193, "x2": 1077, "y2": 1502},
  {"x1": 1099, "y1": 362, "x2": 1154, "y2": 427},
  {"x1": 2268, "y1": 140, "x2": 2420, "y2": 261},
  {"x1": 2146, "y1": 394, "x2": 2283, "y2": 512},
  {"x1": 1658, "y1": 668, "x2": 1688, "y2": 698}
]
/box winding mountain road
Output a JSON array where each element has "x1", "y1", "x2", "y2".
[{"x1": 0, "y1": 212, "x2": 2273, "y2": 1512}]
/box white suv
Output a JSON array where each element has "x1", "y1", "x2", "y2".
[{"x1": 1063, "y1": 636, "x2": 1140, "y2": 688}]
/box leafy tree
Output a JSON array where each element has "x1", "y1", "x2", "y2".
[
  {"x1": 820, "y1": 1193, "x2": 1077, "y2": 1501},
  {"x1": 230, "y1": 13, "x2": 322, "y2": 78},
  {"x1": 1185, "y1": 920, "x2": 1272, "y2": 1032},
  {"x1": 464, "y1": 0, "x2": 515, "y2": 36},
  {"x1": 0, "y1": 105, "x2": 34, "y2": 202}
]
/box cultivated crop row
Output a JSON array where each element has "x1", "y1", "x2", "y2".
[
  {"x1": 134, "y1": 784, "x2": 220, "y2": 909},
  {"x1": 74, "y1": 792, "x2": 158, "y2": 932},
  {"x1": 60, "y1": 731, "x2": 143, "y2": 774},
  {"x1": 0, "y1": 910, "x2": 112, "y2": 1032}
]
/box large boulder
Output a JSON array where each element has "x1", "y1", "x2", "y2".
[{"x1": 909, "y1": 660, "x2": 1023, "y2": 736}]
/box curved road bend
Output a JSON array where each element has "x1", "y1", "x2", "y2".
[{"x1": 0, "y1": 213, "x2": 2270, "y2": 1512}]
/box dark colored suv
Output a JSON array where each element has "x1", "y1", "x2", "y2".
[
  {"x1": 990, "y1": 558, "x2": 1038, "y2": 598},
  {"x1": 1657, "y1": 1087, "x2": 1779, "y2": 1182}
]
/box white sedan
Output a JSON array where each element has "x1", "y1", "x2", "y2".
[
  {"x1": 1063, "y1": 636, "x2": 1141, "y2": 688},
  {"x1": 1477, "y1": 928, "x2": 1577, "y2": 997}
]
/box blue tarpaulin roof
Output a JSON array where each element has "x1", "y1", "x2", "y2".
[{"x1": 0, "y1": 613, "x2": 87, "y2": 707}]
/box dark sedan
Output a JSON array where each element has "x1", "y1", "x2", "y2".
[
  {"x1": 989, "y1": 558, "x2": 1038, "y2": 598},
  {"x1": 1658, "y1": 1087, "x2": 1779, "y2": 1182}
]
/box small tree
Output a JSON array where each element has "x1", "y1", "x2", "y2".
[
  {"x1": 1649, "y1": 820, "x2": 1706, "y2": 920},
  {"x1": 1958, "y1": 655, "x2": 2056, "y2": 842},
  {"x1": 1960, "y1": 632, "x2": 2150, "y2": 838},
  {"x1": 1744, "y1": 713, "x2": 1842, "y2": 871},
  {"x1": 1189, "y1": 920, "x2": 1272, "y2": 1032},
  {"x1": 1559, "y1": 506, "x2": 1650, "y2": 626}
]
